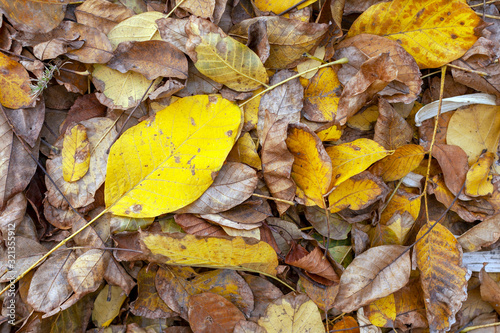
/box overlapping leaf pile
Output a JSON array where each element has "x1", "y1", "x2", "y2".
[{"x1": 3, "y1": 0, "x2": 500, "y2": 331}]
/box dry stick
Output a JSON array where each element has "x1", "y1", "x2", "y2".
[
  {"x1": 469, "y1": 0, "x2": 500, "y2": 7},
  {"x1": 461, "y1": 322, "x2": 500, "y2": 332},
  {"x1": 447, "y1": 63, "x2": 488, "y2": 76},
  {"x1": 251, "y1": 193, "x2": 295, "y2": 205}
]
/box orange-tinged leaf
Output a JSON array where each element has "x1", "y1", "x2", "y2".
[
  {"x1": 334, "y1": 245, "x2": 411, "y2": 313},
  {"x1": 62, "y1": 124, "x2": 90, "y2": 182},
  {"x1": 346, "y1": 0, "x2": 483, "y2": 69},
  {"x1": 332, "y1": 316, "x2": 360, "y2": 333},
  {"x1": 286, "y1": 123, "x2": 332, "y2": 207},
  {"x1": 140, "y1": 232, "x2": 278, "y2": 276},
  {"x1": 364, "y1": 294, "x2": 396, "y2": 328},
  {"x1": 380, "y1": 190, "x2": 420, "y2": 225},
  {"x1": 0, "y1": 52, "x2": 32, "y2": 109},
  {"x1": 415, "y1": 222, "x2": 469, "y2": 332},
  {"x1": 328, "y1": 172, "x2": 386, "y2": 213},
  {"x1": 370, "y1": 144, "x2": 425, "y2": 182},
  {"x1": 105, "y1": 95, "x2": 242, "y2": 217},
  {"x1": 258, "y1": 292, "x2": 324, "y2": 333},
  {"x1": 303, "y1": 67, "x2": 341, "y2": 122},
  {"x1": 326, "y1": 138, "x2": 391, "y2": 188},
  {"x1": 466, "y1": 151, "x2": 494, "y2": 197}
]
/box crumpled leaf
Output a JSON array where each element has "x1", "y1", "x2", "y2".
[
  {"x1": 334, "y1": 245, "x2": 411, "y2": 313},
  {"x1": 177, "y1": 162, "x2": 258, "y2": 214},
  {"x1": 374, "y1": 98, "x2": 413, "y2": 150},
  {"x1": 258, "y1": 292, "x2": 324, "y2": 333},
  {"x1": 415, "y1": 222, "x2": 469, "y2": 332},
  {"x1": 0, "y1": 52, "x2": 32, "y2": 109},
  {"x1": 479, "y1": 265, "x2": 500, "y2": 315},
  {"x1": 105, "y1": 95, "x2": 241, "y2": 217},
  {"x1": 346, "y1": 0, "x2": 483, "y2": 68},
  {"x1": 337, "y1": 34, "x2": 422, "y2": 103},
  {"x1": 185, "y1": 17, "x2": 268, "y2": 92},
  {"x1": 458, "y1": 213, "x2": 500, "y2": 252},
  {"x1": 286, "y1": 123, "x2": 332, "y2": 208},
  {"x1": 140, "y1": 232, "x2": 278, "y2": 276},
  {"x1": 178, "y1": 0, "x2": 215, "y2": 19},
  {"x1": 62, "y1": 124, "x2": 90, "y2": 182},
  {"x1": 230, "y1": 16, "x2": 328, "y2": 69},
  {"x1": 326, "y1": 138, "x2": 391, "y2": 188},
  {"x1": 336, "y1": 53, "x2": 398, "y2": 125},
  {"x1": 285, "y1": 244, "x2": 339, "y2": 284}
]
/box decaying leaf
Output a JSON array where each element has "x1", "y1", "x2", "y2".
[
  {"x1": 0, "y1": 52, "x2": 32, "y2": 109},
  {"x1": 62, "y1": 124, "x2": 90, "y2": 183},
  {"x1": 105, "y1": 95, "x2": 241, "y2": 217},
  {"x1": 0, "y1": 0, "x2": 67, "y2": 34}
]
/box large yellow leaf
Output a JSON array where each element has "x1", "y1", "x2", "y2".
[
  {"x1": 446, "y1": 104, "x2": 500, "y2": 168},
  {"x1": 415, "y1": 222, "x2": 468, "y2": 332},
  {"x1": 140, "y1": 232, "x2": 278, "y2": 276},
  {"x1": 186, "y1": 17, "x2": 268, "y2": 92},
  {"x1": 62, "y1": 124, "x2": 90, "y2": 182},
  {"x1": 105, "y1": 95, "x2": 242, "y2": 217},
  {"x1": 0, "y1": 53, "x2": 32, "y2": 109},
  {"x1": 92, "y1": 64, "x2": 159, "y2": 109},
  {"x1": 346, "y1": 0, "x2": 482, "y2": 69},
  {"x1": 326, "y1": 138, "x2": 391, "y2": 188},
  {"x1": 286, "y1": 123, "x2": 332, "y2": 208},
  {"x1": 107, "y1": 11, "x2": 165, "y2": 49}
]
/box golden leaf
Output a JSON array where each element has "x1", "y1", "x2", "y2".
[
  {"x1": 141, "y1": 232, "x2": 278, "y2": 276},
  {"x1": 316, "y1": 124, "x2": 342, "y2": 142},
  {"x1": 237, "y1": 132, "x2": 262, "y2": 170},
  {"x1": 465, "y1": 151, "x2": 494, "y2": 197},
  {"x1": 92, "y1": 285, "x2": 127, "y2": 327},
  {"x1": 286, "y1": 123, "x2": 332, "y2": 208},
  {"x1": 346, "y1": 0, "x2": 482, "y2": 69},
  {"x1": 62, "y1": 124, "x2": 90, "y2": 182},
  {"x1": 370, "y1": 144, "x2": 425, "y2": 182},
  {"x1": 415, "y1": 222, "x2": 468, "y2": 332},
  {"x1": 0, "y1": 53, "x2": 32, "y2": 109},
  {"x1": 254, "y1": 0, "x2": 317, "y2": 14},
  {"x1": 326, "y1": 138, "x2": 391, "y2": 188},
  {"x1": 105, "y1": 95, "x2": 242, "y2": 217},
  {"x1": 303, "y1": 67, "x2": 341, "y2": 122},
  {"x1": 380, "y1": 190, "x2": 420, "y2": 225}
]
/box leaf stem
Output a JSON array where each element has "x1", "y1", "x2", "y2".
[
  {"x1": 238, "y1": 58, "x2": 349, "y2": 108},
  {"x1": 447, "y1": 63, "x2": 488, "y2": 76},
  {"x1": 252, "y1": 193, "x2": 295, "y2": 205}
]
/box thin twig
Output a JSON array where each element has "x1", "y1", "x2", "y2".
[
  {"x1": 469, "y1": 0, "x2": 500, "y2": 7},
  {"x1": 252, "y1": 193, "x2": 295, "y2": 205},
  {"x1": 447, "y1": 63, "x2": 488, "y2": 76}
]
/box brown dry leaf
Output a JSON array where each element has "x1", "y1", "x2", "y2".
[
  {"x1": 0, "y1": 52, "x2": 32, "y2": 109},
  {"x1": 54, "y1": 61, "x2": 89, "y2": 94},
  {"x1": 156, "y1": 267, "x2": 254, "y2": 320},
  {"x1": 465, "y1": 151, "x2": 494, "y2": 197},
  {"x1": 261, "y1": 114, "x2": 296, "y2": 215},
  {"x1": 334, "y1": 245, "x2": 411, "y2": 313},
  {"x1": 374, "y1": 98, "x2": 412, "y2": 150},
  {"x1": 304, "y1": 205, "x2": 351, "y2": 240},
  {"x1": 0, "y1": 192, "x2": 26, "y2": 239},
  {"x1": 0, "y1": 0, "x2": 67, "y2": 34},
  {"x1": 219, "y1": 198, "x2": 271, "y2": 224},
  {"x1": 188, "y1": 292, "x2": 246, "y2": 333},
  {"x1": 60, "y1": 93, "x2": 107, "y2": 135},
  {"x1": 258, "y1": 70, "x2": 303, "y2": 144},
  {"x1": 393, "y1": 277, "x2": 428, "y2": 331},
  {"x1": 458, "y1": 213, "x2": 500, "y2": 252},
  {"x1": 299, "y1": 275, "x2": 339, "y2": 312},
  {"x1": 328, "y1": 172, "x2": 388, "y2": 214},
  {"x1": 286, "y1": 123, "x2": 332, "y2": 208},
  {"x1": 174, "y1": 214, "x2": 226, "y2": 236},
  {"x1": 3, "y1": 98, "x2": 45, "y2": 149},
  {"x1": 479, "y1": 265, "x2": 500, "y2": 315},
  {"x1": 338, "y1": 34, "x2": 421, "y2": 103},
  {"x1": 336, "y1": 53, "x2": 398, "y2": 125},
  {"x1": 370, "y1": 144, "x2": 425, "y2": 182},
  {"x1": 0, "y1": 236, "x2": 47, "y2": 283},
  {"x1": 258, "y1": 292, "x2": 324, "y2": 333},
  {"x1": 74, "y1": 0, "x2": 134, "y2": 35},
  {"x1": 458, "y1": 287, "x2": 494, "y2": 330},
  {"x1": 230, "y1": 16, "x2": 328, "y2": 69},
  {"x1": 451, "y1": 37, "x2": 500, "y2": 100},
  {"x1": 33, "y1": 38, "x2": 84, "y2": 61},
  {"x1": 156, "y1": 17, "x2": 189, "y2": 53},
  {"x1": 177, "y1": 162, "x2": 257, "y2": 215},
  {"x1": 415, "y1": 222, "x2": 469, "y2": 332},
  {"x1": 67, "y1": 249, "x2": 107, "y2": 298},
  {"x1": 432, "y1": 143, "x2": 469, "y2": 196},
  {"x1": 242, "y1": 274, "x2": 283, "y2": 319},
  {"x1": 129, "y1": 266, "x2": 175, "y2": 319},
  {"x1": 107, "y1": 40, "x2": 188, "y2": 80},
  {"x1": 177, "y1": 0, "x2": 215, "y2": 19},
  {"x1": 234, "y1": 321, "x2": 266, "y2": 333},
  {"x1": 26, "y1": 251, "x2": 77, "y2": 313},
  {"x1": 285, "y1": 244, "x2": 339, "y2": 283}
]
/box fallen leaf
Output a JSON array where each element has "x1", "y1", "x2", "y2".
[
  {"x1": 0, "y1": 236, "x2": 47, "y2": 283},
  {"x1": 62, "y1": 124, "x2": 90, "y2": 182},
  {"x1": 286, "y1": 123, "x2": 332, "y2": 208},
  {"x1": 370, "y1": 212, "x2": 415, "y2": 246},
  {"x1": 304, "y1": 205, "x2": 351, "y2": 240},
  {"x1": 174, "y1": 214, "x2": 226, "y2": 236},
  {"x1": 92, "y1": 285, "x2": 127, "y2": 327},
  {"x1": 236, "y1": 132, "x2": 262, "y2": 170},
  {"x1": 446, "y1": 104, "x2": 500, "y2": 168},
  {"x1": 107, "y1": 40, "x2": 188, "y2": 80},
  {"x1": 303, "y1": 67, "x2": 342, "y2": 122},
  {"x1": 285, "y1": 244, "x2": 339, "y2": 283},
  {"x1": 105, "y1": 95, "x2": 241, "y2": 217},
  {"x1": 326, "y1": 138, "x2": 391, "y2": 188},
  {"x1": 299, "y1": 275, "x2": 339, "y2": 312},
  {"x1": 432, "y1": 143, "x2": 469, "y2": 196},
  {"x1": 177, "y1": 162, "x2": 258, "y2": 214},
  {"x1": 230, "y1": 16, "x2": 328, "y2": 69},
  {"x1": 156, "y1": 17, "x2": 189, "y2": 53},
  {"x1": 67, "y1": 249, "x2": 107, "y2": 297},
  {"x1": 374, "y1": 98, "x2": 413, "y2": 150},
  {"x1": 188, "y1": 292, "x2": 246, "y2": 332},
  {"x1": 74, "y1": 0, "x2": 135, "y2": 35},
  {"x1": 465, "y1": 151, "x2": 494, "y2": 197},
  {"x1": 185, "y1": 17, "x2": 268, "y2": 92},
  {"x1": 107, "y1": 11, "x2": 165, "y2": 48},
  {"x1": 380, "y1": 189, "x2": 420, "y2": 225},
  {"x1": 364, "y1": 294, "x2": 396, "y2": 328},
  {"x1": 346, "y1": 0, "x2": 483, "y2": 68},
  {"x1": 415, "y1": 222, "x2": 469, "y2": 332},
  {"x1": 458, "y1": 213, "x2": 500, "y2": 252},
  {"x1": 258, "y1": 292, "x2": 324, "y2": 333},
  {"x1": 393, "y1": 277, "x2": 428, "y2": 331},
  {"x1": 334, "y1": 245, "x2": 411, "y2": 313},
  {"x1": 253, "y1": 0, "x2": 317, "y2": 14},
  {"x1": 0, "y1": 0, "x2": 67, "y2": 34},
  {"x1": 336, "y1": 53, "x2": 398, "y2": 126},
  {"x1": 332, "y1": 316, "x2": 360, "y2": 333},
  {"x1": 316, "y1": 123, "x2": 342, "y2": 141},
  {"x1": 243, "y1": 274, "x2": 283, "y2": 319},
  {"x1": 370, "y1": 144, "x2": 425, "y2": 182},
  {"x1": 337, "y1": 34, "x2": 422, "y2": 103},
  {"x1": 140, "y1": 232, "x2": 278, "y2": 276},
  {"x1": 0, "y1": 52, "x2": 32, "y2": 109}
]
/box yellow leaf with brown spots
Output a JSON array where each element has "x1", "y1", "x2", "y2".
[
  {"x1": 62, "y1": 124, "x2": 90, "y2": 182},
  {"x1": 0, "y1": 52, "x2": 32, "y2": 109}
]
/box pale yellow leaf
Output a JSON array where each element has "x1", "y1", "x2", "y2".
[{"x1": 107, "y1": 11, "x2": 165, "y2": 49}]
